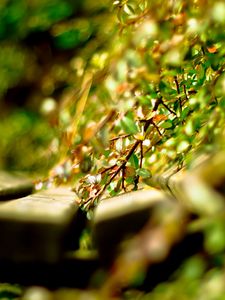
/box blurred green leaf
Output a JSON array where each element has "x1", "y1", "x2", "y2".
[
  {"x1": 129, "y1": 153, "x2": 139, "y2": 169},
  {"x1": 205, "y1": 221, "x2": 225, "y2": 254},
  {"x1": 0, "y1": 44, "x2": 27, "y2": 96},
  {"x1": 136, "y1": 168, "x2": 151, "y2": 178},
  {"x1": 120, "y1": 116, "x2": 139, "y2": 135},
  {"x1": 159, "y1": 120, "x2": 173, "y2": 129},
  {"x1": 180, "y1": 256, "x2": 206, "y2": 280},
  {"x1": 54, "y1": 28, "x2": 81, "y2": 49}
]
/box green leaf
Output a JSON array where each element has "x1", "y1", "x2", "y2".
[
  {"x1": 181, "y1": 107, "x2": 190, "y2": 120},
  {"x1": 125, "y1": 176, "x2": 135, "y2": 184},
  {"x1": 136, "y1": 168, "x2": 152, "y2": 178},
  {"x1": 120, "y1": 116, "x2": 139, "y2": 135},
  {"x1": 124, "y1": 4, "x2": 135, "y2": 15},
  {"x1": 185, "y1": 120, "x2": 194, "y2": 136},
  {"x1": 177, "y1": 140, "x2": 190, "y2": 153},
  {"x1": 180, "y1": 256, "x2": 206, "y2": 280},
  {"x1": 129, "y1": 153, "x2": 139, "y2": 169},
  {"x1": 0, "y1": 283, "x2": 22, "y2": 298},
  {"x1": 45, "y1": 2, "x2": 73, "y2": 22},
  {"x1": 160, "y1": 120, "x2": 173, "y2": 129},
  {"x1": 219, "y1": 98, "x2": 225, "y2": 108},
  {"x1": 54, "y1": 29, "x2": 81, "y2": 49},
  {"x1": 205, "y1": 221, "x2": 225, "y2": 254}
]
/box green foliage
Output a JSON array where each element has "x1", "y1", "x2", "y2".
[
  {"x1": 120, "y1": 115, "x2": 139, "y2": 135},
  {"x1": 0, "y1": 283, "x2": 21, "y2": 299},
  {"x1": 204, "y1": 220, "x2": 225, "y2": 254},
  {"x1": 0, "y1": 44, "x2": 27, "y2": 96},
  {"x1": 0, "y1": 0, "x2": 77, "y2": 40},
  {"x1": 57, "y1": 0, "x2": 225, "y2": 210}
]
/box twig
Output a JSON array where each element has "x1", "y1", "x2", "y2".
[
  {"x1": 85, "y1": 114, "x2": 161, "y2": 207},
  {"x1": 153, "y1": 96, "x2": 177, "y2": 116},
  {"x1": 100, "y1": 164, "x2": 117, "y2": 174},
  {"x1": 87, "y1": 140, "x2": 141, "y2": 205},
  {"x1": 134, "y1": 141, "x2": 144, "y2": 189},
  {"x1": 140, "y1": 142, "x2": 143, "y2": 169},
  {"x1": 201, "y1": 46, "x2": 205, "y2": 56},
  {"x1": 161, "y1": 100, "x2": 177, "y2": 116},
  {"x1": 84, "y1": 109, "x2": 117, "y2": 144},
  {"x1": 151, "y1": 120, "x2": 162, "y2": 136},
  {"x1": 110, "y1": 134, "x2": 130, "y2": 142},
  {"x1": 183, "y1": 84, "x2": 188, "y2": 102},
  {"x1": 104, "y1": 117, "x2": 158, "y2": 191},
  {"x1": 153, "y1": 97, "x2": 161, "y2": 112},
  {"x1": 174, "y1": 76, "x2": 182, "y2": 114},
  {"x1": 122, "y1": 166, "x2": 126, "y2": 192}
]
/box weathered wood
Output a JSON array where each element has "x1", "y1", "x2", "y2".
[
  {"x1": 145, "y1": 152, "x2": 225, "y2": 215},
  {"x1": 0, "y1": 187, "x2": 86, "y2": 263},
  {"x1": 0, "y1": 171, "x2": 33, "y2": 200},
  {"x1": 92, "y1": 189, "x2": 183, "y2": 263},
  {"x1": 145, "y1": 166, "x2": 178, "y2": 194}
]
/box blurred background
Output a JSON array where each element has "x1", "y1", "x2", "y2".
[
  {"x1": 1, "y1": 2, "x2": 225, "y2": 299},
  {"x1": 0, "y1": 0, "x2": 113, "y2": 176}
]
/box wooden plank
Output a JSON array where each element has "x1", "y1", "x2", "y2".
[
  {"x1": 0, "y1": 187, "x2": 86, "y2": 263},
  {"x1": 167, "y1": 152, "x2": 225, "y2": 215},
  {"x1": 145, "y1": 152, "x2": 225, "y2": 215},
  {"x1": 145, "y1": 166, "x2": 178, "y2": 194},
  {"x1": 167, "y1": 168, "x2": 186, "y2": 200},
  {"x1": 92, "y1": 189, "x2": 184, "y2": 263},
  {"x1": 0, "y1": 171, "x2": 33, "y2": 200}
]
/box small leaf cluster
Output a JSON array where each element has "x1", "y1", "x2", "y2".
[{"x1": 50, "y1": 0, "x2": 225, "y2": 210}]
